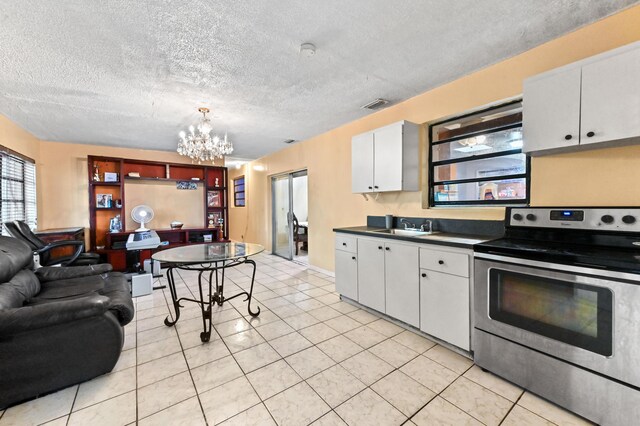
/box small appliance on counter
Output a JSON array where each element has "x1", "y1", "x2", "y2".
[{"x1": 473, "y1": 207, "x2": 640, "y2": 426}]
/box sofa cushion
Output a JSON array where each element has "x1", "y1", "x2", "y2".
[
  {"x1": 0, "y1": 270, "x2": 40, "y2": 310},
  {"x1": 34, "y1": 274, "x2": 108, "y2": 300},
  {"x1": 36, "y1": 264, "x2": 113, "y2": 283},
  {"x1": 31, "y1": 272, "x2": 134, "y2": 326},
  {"x1": 0, "y1": 236, "x2": 34, "y2": 283}
]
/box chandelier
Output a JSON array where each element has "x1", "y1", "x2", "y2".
[{"x1": 177, "y1": 107, "x2": 234, "y2": 163}]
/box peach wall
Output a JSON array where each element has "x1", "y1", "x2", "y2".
[
  {"x1": 228, "y1": 5, "x2": 640, "y2": 271},
  {"x1": 124, "y1": 181, "x2": 204, "y2": 231},
  {"x1": 37, "y1": 141, "x2": 222, "y2": 237},
  {"x1": 0, "y1": 115, "x2": 40, "y2": 161}
]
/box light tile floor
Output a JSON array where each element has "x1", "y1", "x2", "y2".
[{"x1": 0, "y1": 254, "x2": 593, "y2": 426}]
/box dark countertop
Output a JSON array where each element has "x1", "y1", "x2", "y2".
[{"x1": 333, "y1": 226, "x2": 498, "y2": 249}]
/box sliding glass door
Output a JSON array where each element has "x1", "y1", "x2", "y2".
[{"x1": 272, "y1": 174, "x2": 294, "y2": 259}]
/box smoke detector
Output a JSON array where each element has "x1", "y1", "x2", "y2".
[
  {"x1": 361, "y1": 98, "x2": 390, "y2": 110},
  {"x1": 300, "y1": 43, "x2": 316, "y2": 57}
]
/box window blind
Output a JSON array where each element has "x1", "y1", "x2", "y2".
[{"x1": 1, "y1": 149, "x2": 37, "y2": 235}]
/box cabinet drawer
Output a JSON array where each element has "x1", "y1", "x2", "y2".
[
  {"x1": 335, "y1": 234, "x2": 357, "y2": 253},
  {"x1": 419, "y1": 247, "x2": 469, "y2": 277}
]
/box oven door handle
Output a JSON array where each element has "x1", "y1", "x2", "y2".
[{"x1": 474, "y1": 252, "x2": 640, "y2": 283}]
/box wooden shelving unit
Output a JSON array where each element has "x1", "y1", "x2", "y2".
[{"x1": 88, "y1": 155, "x2": 229, "y2": 271}]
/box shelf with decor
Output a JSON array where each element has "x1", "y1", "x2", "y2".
[
  {"x1": 124, "y1": 176, "x2": 205, "y2": 183},
  {"x1": 90, "y1": 181, "x2": 122, "y2": 187},
  {"x1": 88, "y1": 155, "x2": 229, "y2": 270},
  {"x1": 88, "y1": 156, "x2": 124, "y2": 251},
  {"x1": 100, "y1": 227, "x2": 223, "y2": 270},
  {"x1": 204, "y1": 167, "x2": 229, "y2": 239}
]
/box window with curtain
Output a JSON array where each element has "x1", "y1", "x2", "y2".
[
  {"x1": 1, "y1": 147, "x2": 37, "y2": 235},
  {"x1": 428, "y1": 100, "x2": 529, "y2": 206}
]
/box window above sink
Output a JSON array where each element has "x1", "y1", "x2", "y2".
[{"x1": 428, "y1": 100, "x2": 530, "y2": 207}]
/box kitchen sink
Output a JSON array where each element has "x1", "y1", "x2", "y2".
[{"x1": 371, "y1": 228, "x2": 437, "y2": 237}]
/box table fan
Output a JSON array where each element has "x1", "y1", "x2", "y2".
[{"x1": 131, "y1": 205, "x2": 154, "y2": 232}]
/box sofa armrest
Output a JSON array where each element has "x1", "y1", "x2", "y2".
[
  {"x1": 36, "y1": 264, "x2": 113, "y2": 283},
  {"x1": 0, "y1": 295, "x2": 110, "y2": 336}
]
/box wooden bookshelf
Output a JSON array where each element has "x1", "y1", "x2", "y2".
[{"x1": 88, "y1": 155, "x2": 229, "y2": 270}]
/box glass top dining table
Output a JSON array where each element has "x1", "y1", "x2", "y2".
[
  {"x1": 152, "y1": 242, "x2": 264, "y2": 265},
  {"x1": 152, "y1": 242, "x2": 264, "y2": 343}
]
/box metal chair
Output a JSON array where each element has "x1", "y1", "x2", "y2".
[{"x1": 3, "y1": 221, "x2": 100, "y2": 266}]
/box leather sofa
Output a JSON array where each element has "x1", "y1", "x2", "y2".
[{"x1": 0, "y1": 236, "x2": 135, "y2": 409}]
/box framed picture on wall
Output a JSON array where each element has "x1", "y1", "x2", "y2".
[
  {"x1": 207, "y1": 190, "x2": 222, "y2": 207},
  {"x1": 96, "y1": 194, "x2": 112, "y2": 208}
]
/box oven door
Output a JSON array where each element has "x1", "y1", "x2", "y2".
[{"x1": 474, "y1": 253, "x2": 640, "y2": 387}]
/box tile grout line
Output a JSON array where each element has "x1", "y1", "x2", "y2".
[
  {"x1": 402, "y1": 363, "x2": 476, "y2": 425},
  {"x1": 156, "y1": 271, "x2": 210, "y2": 425},
  {"x1": 140, "y1": 255, "x2": 495, "y2": 426}
]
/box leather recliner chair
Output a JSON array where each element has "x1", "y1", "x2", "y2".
[
  {"x1": 0, "y1": 236, "x2": 134, "y2": 409},
  {"x1": 3, "y1": 220, "x2": 100, "y2": 266}
]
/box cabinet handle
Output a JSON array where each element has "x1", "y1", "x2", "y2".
[
  {"x1": 385, "y1": 247, "x2": 390, "y2": 251},
  {"x1": 564, "y1": 134, "x2": 572, "y2": 140},
  {"x1": 374, "y1": 186, "x2": 379, "y2": 189},
  {"x1": 421, "y1": 273, "x2": 427, "y2": 278},
  {"x1": 352, "y1": 256, "x2": 356, "y2": 260},
  {"x1": 378, "y1": 246, "x2": 383, "y2": 250},
  {"x1": 368, "y1": 186, "x2": 372, "y2": 189},
  {"x1": 586, "y1": 131, "x2": 595, "y2": 138},
  {"x1": 342, "y1": 242, "x2": 346, "y2": 246},
  {"x1": 438, "y1": 260, "x2": 444, "y2": 265}
]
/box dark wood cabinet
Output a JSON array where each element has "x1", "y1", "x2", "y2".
[
  {"x1": 35, "y1": 227, "x2": 85, "y2": 258},
  {"x1": 88, "y1": 155, "x2": 229, "y2": 271}
]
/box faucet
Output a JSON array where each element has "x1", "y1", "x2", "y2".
[
  {"x1": 399, "y1": 218, "x2": 417, "y2": 230},
  {"x1": 421, "y1": 220, "x2": 433, "y2": 233}
]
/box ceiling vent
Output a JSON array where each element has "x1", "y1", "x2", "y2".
[
  {"x1": 283, "y1": 139, "x2": 297, "y2": 144},
  {"x1": 360, "y1": 98, "x2": 390, "y2": 110}
]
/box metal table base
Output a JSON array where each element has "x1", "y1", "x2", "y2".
[{"x1": 163, "y1": 257, "x2": 260, "y2": 342}]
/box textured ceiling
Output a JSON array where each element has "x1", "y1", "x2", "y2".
[{"x1": 0, "y1": 0, "x2": 638, "y2": 159}]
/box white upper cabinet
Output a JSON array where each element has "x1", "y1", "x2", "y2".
[
  {"x1": 523, "y1": 41, "x2": 640, "y2": 156},
  {"x1": 523, "y1": 67, "x2": 581, "y2": 153},
  {"x1": 351, "y1": 121, "x2": 419, "y2": 193},
  {"x1": 351, "y1": 132, "x2": 375, "y2": 193},
  {"x1": 581, "y1": 46, "x2": 640, "y2": 147},
  {"x1": 373, "y1": 122, "x2": 404, "y2": 192}
]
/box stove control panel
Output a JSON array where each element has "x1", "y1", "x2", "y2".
[{"x1": 508, "y1": 207, "x2": 640, "y2": 232}]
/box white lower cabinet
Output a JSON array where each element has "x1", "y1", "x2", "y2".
[
  {"x1": 335, "y1": 249, "x2": 358, "y2": 301},
  {"x1": 419, "y1": 269, "x2": 470, "y2": 351},
  {"x1": 334, "y1": 232, "x2": 471, "y2": 351},
  {"x1": 356, "y1": 238, "x2": 386, "y2": 313},
  {"x1": 385, "y1": 242, "x2": 419, "y2": 327}
]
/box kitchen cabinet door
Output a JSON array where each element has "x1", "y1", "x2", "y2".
[
  {"x1": 581, "y1": 46, "x2": 640, "y2": 147},
  {"x1": 420, "y1": 269, "x2": 470, "y2": 350},
  {"x1": 356, "y1": 238, "x2": 386, "y2": 313},
  {"x1": 351, "y1": 131, "x2": 375, "y2": 193},
  {"x1": 384, "y1": 242, "x2": 420, "y2": 327},
  {"x1": 523, "y1": 67, "x2": 581, "y2": 154},
  {"x1": 335, "y1": 249, "x2": 358, "y2": 301},
  {"x1": 373, "y1": 122, "x2": 404, "y2": 192}
]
